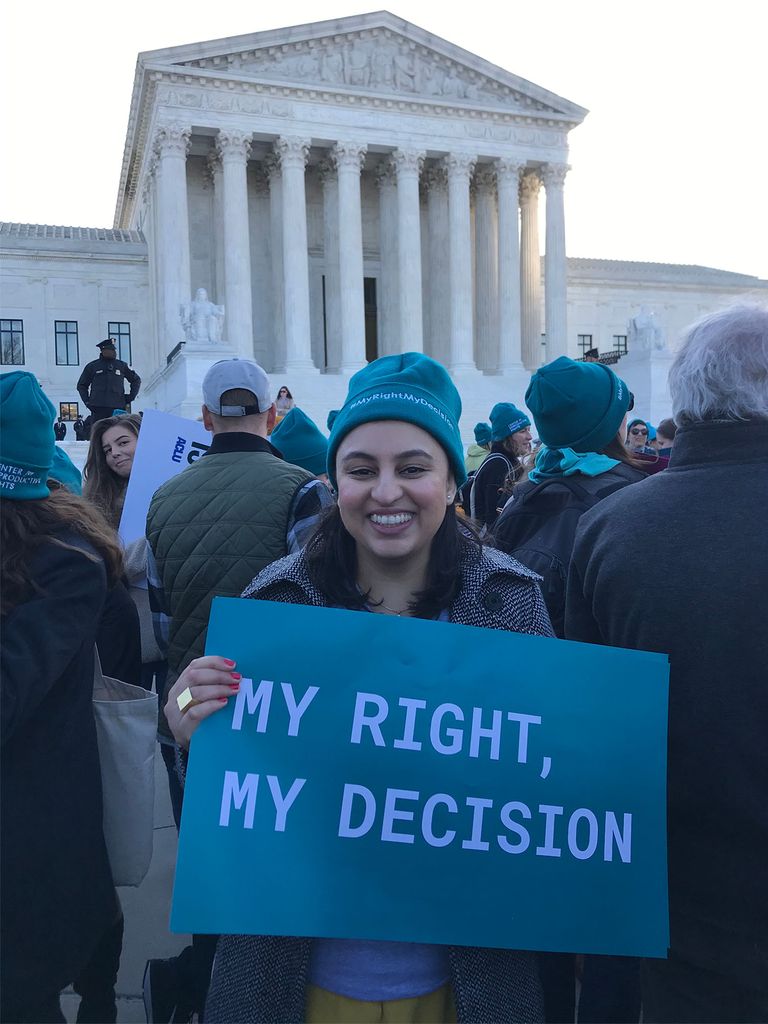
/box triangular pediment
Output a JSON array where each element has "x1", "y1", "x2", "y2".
[{"x1": 141, "y1": 12, "x2": 586, "y2": 120}]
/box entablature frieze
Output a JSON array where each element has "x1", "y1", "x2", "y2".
[{"x1": 117, "y1": 68, "x2": 570, "y2": 227}]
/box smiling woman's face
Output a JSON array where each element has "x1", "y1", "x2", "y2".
[
  {"x1": 102, "y1": 424, "x2": 138, "y2": 478},
  {"x1": 335, "y1": 421, "x2": 454, "y2": 569}
]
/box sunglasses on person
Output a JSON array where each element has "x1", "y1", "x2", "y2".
[{"x1": 630, "y1": 427, "x2": 648, "y2": 436}]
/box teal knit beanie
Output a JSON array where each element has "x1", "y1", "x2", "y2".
[
  {"x1": 327, "y1": 352, "x2": 466, "y2": 488},
  {"x1": 50, "y1": 446, "x2": 83, "y2": 495},
  {"x1": 526, "y1": 356, "x2": 631, "y2": 452},
  {"x1": 326, "y1": 409, "x2": 339, "y2": 432},
  {"x1": 271, "y1": 407, "x2": 329, "y2": 477},
  {"x1": 0, "y1": 371, "x2": 56, "y2": 500},
  {"x1": 473, "y1": 422, "x2": 492, "y2": 445},
  {"x1": 489, "y1": 403, "x2": 531, "y2": 442}
]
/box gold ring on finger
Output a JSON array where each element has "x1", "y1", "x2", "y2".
[{"x1": 176, "y1": 687, "x2": 198, "y2": 713}]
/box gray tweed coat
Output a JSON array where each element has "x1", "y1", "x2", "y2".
[{"x1": 204, "y1": 544, "x2": 553, "y2": 1023}]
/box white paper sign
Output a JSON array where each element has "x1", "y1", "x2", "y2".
[{"x1": 119, "y1": 409, "x2": 212, "y2": 547}]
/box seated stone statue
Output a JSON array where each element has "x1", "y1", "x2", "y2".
[
  {"x1": 628, "y1": 306, "x2": 666, "y2": 351},
  {"x1": 180, "y1": 289, "x2": 225, "y2": 346}
]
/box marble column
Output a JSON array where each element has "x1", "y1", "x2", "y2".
[
  {"x1": 519, "y1": 170, "x2": 542, "y2": 371},
  {"x1": 153, "y1": 124, "x2": 191, "y2": 352},
  {"x1": 264, "y1": 154, "x2": 285, "y2": 372},
  {"x1": 392, "y1": 148, "x2": 425, "y2": 352},
  {"x1": 333, "y1": 141, "x2": 368, "y2": 372},
  {"x1": 496, "y1": 158, "x2": 524, "y2": 373},
  {"x1": 375, "y1": 159, "x2": 398, "y2": 357},
  {"x1": 446, "y1": 153, "x2": 477, "y2": 372},
  {"x1": 542, "y1": 162, "x2": 570, "y2": 360},
  {"x1": 275, "y1": 136, "x2": 316, "y2": 372},
  {"x1": 216, "y1": 129, "x2": 254, "y2": 356},
  {"x1": 425, "y1": 163, "x2": 450, "y2": 365},
  {"x1": 318, "y1": 159, "x2": 341, "y2": 371},
  {"x1": 206, "y1": 150, "x2": 226, "y2": 311},
  {"x1": 474, "y1": 165, "x2": 499, "y2": 372}
]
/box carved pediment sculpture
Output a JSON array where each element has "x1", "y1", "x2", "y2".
[{"x1": 178, "y1": 32, "x2": 562, "y2": 114}]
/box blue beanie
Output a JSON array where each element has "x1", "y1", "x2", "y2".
[
  {"x1": 0, "y1": 372, "x2": 56, "y2": 500},
  {"x1": 473, "y1": 421, "x2": 492, "y2": 445},
  {"x1": 271, "y1": 407, "x2": 328, "y2": 477},
  {"x1": 327, "y1": 352, "x2": 466, "y2": 489},
  {"x1": 50, "y1": 446, "x2": 83, "y2": 495},
  {"x1": 489, "y1": 403, "x2": 531, "y2": 442},
  {"x1": 526, "y1": 356, "x2": 631, "y2": 452},
  {"x1": 326, "y1": 409, "x2": 339, "y2": 432}
]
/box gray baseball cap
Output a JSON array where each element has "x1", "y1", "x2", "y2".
[{"x1": 202, "y1": 358, "x2": 272, "y2": 416}]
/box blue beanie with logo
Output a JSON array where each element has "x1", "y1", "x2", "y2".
[
  {"x1": 489, "y1": 403, "x2": 531, "y2": 442},
  {"x1": 526, "y1": 356, "x2": 631, "y2": 452},
  {"x1": 271, "y1": 407, "x2": 329, "y2": 477},
  {"x1": 473, "y1": 422, "x2": 492, "y2": 445},
  {"x1": 0, "y1": 371, "x2": 57, "y2": 500},
  {"x1": 327, "y1": 352, "x2": 466, "y2": 488}
]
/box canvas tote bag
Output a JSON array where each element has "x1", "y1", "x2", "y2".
[{"x1": 92, "y1": 648, "x2": 158, "y2": 886}]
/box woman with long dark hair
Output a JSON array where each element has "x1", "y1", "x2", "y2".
[
  {"x1": 83, "y1": 412, "x2": 164, "y2": 691},
  {"x1": 0, "y1": 372, "x2": 123, "y2": 1023},
  {"x1": 83, "y1": 412, "x2": 142, "y2": 528},
  {"x1": 165, "y1": 353, "x2": 553, "y2": 1024}
]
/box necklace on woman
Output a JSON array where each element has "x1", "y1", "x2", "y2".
[
  {"x1": 357, "y1": 584, "x2": 410, "y2": 616},
  {"x1": 378, "y1": 599, "x2": 410, "y2": 616}
]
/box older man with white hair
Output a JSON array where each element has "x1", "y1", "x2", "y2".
[{"x1": 565, "y1": 305, "x2": 768, "y2": 1023}]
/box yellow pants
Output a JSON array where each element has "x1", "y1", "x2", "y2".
[{"x1": 305, "y1": 982, "x2": 457, "y2": 1023}]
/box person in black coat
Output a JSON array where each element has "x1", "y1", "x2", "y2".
[
  {"x1": 0, "y1": 370, "x2": 125, "y2": 1023},
  {"x1": 566, "y1": 305, "x2": 768, "y2": 1024},
  {"x1": 54, "y1": 417, "x2": 67, "y2": 440},
  {"x1": 77, "y1": 339, "x2": 141, "y2": 423},
  {"x1": 469, "y1": 402, "x2": 532, "y2": 528}
]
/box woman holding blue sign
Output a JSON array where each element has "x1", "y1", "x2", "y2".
[{"x1": 167, "y1": 353, "x2": 554, "y2": 1024}]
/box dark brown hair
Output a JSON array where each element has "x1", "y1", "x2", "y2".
[
  {"x1": 1, "y1": 484, "x2": 124, "y2": 615},
  {"x1": 305, "y1": 504, "x2": 483, "y2": 619}
]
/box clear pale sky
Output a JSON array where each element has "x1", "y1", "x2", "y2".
[{"x1": 2, "y1": 0, "x2": 766, "y2": 278}]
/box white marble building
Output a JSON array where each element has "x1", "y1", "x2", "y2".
[{"x1": 2, "y1": 12, "x2": 767, "y2": 434}]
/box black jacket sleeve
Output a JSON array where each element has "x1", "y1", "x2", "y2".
[
  {"x1": 76, "y1": 362, "x2": 95, "y2": 406},
  {"x1": 125, "y1": 364, "x2": 141, "y2": 402},
  {"x1": 1, "y1": 542, "x2": 106, "y2": 745}
]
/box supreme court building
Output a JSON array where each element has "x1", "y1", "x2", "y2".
[{"x1": 2, "y1": 12, "x2": 767, "y2": 430}]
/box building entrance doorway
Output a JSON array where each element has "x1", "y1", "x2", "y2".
[{"x1": 321, "y1": 276, "x2": 378, "y2": 367}]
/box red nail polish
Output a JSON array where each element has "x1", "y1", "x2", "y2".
[
  {"x1": 224, "y1": 659, "x2": 236, "y2": 667},
  {"x1": 229, "y1": 683, "x2": 240, "y2": 690},
  {"x1": 217, "y1": 697, "x2": 228, "y2": 703},
  {"x1": 230, "y1": 672, "x2": 241, "y2": 681}
]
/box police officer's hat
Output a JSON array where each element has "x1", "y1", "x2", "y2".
[{"x1": 97, "y1": 339, "x2": 117, "y2": 351}]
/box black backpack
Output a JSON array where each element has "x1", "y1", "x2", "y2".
[{"x1": 492, "y1": 468, "x2": 637, "y2": 636}]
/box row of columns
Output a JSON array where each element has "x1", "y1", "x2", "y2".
[{"x1": 150, "y1": 124, "x2": 569, "y2": 374}]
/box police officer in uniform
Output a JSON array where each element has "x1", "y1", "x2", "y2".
[{"x1": 77, "y1": 339, "x2": 141, "y2": 423}]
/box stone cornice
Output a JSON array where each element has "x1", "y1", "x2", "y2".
[{"x1": 136, "y1": 11, "x2": 588, "y2": 120}]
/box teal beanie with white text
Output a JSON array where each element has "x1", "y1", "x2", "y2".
[{"x1": 327, "y1": 352, "x2": 466, "y2": 489}]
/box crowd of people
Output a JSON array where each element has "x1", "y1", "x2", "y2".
[{"x1": 1, "y1": 302, "x2": 766, "y2": 1024}]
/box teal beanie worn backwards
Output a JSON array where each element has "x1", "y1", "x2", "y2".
[
  {"x1": 489, "y1": 402, "x2": 531, "y2": 442},
  {"x1": 327, "y1": 352, "x2": 466, "y2": 489},
  {"x1": 473, "y1": 421, "x2": 492, "y2": 446},
  {"x1": 271, "y1": 407, "x2": 329, "y2": 477},
  {"x1": 526, "y1": 356, "x2": 631, "y2": 452},
  {"x1": 0, "y1": 371, "x2": 57, "y2": 500}
]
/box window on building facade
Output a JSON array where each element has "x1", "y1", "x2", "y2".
[
  {"x1": 107, "y1": 321, "x2": 131, "y2": 363},
  {"x1": 613, "y1": 334, "x2": 628, "y2": 355},
  {"x1": 55, "y1": 321, "x2": 79, "y2": 365},
  {"x1": 59, "y1": 402, "x2": 79, "y2": 421},
  {"x1": 0, "y1": 319, "x2": 25, "y2": 365},
  {"x1": 577, "y1": 334, "x2": 593, "y2": 355}
]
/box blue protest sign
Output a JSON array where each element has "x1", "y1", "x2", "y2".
[{"x1": 172, "y1": 598, "x2": 669, "y2": 956}]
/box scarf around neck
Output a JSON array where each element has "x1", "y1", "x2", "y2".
[{"x1": 528, "y1": 446, "x2": 620, "y2": 483}]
